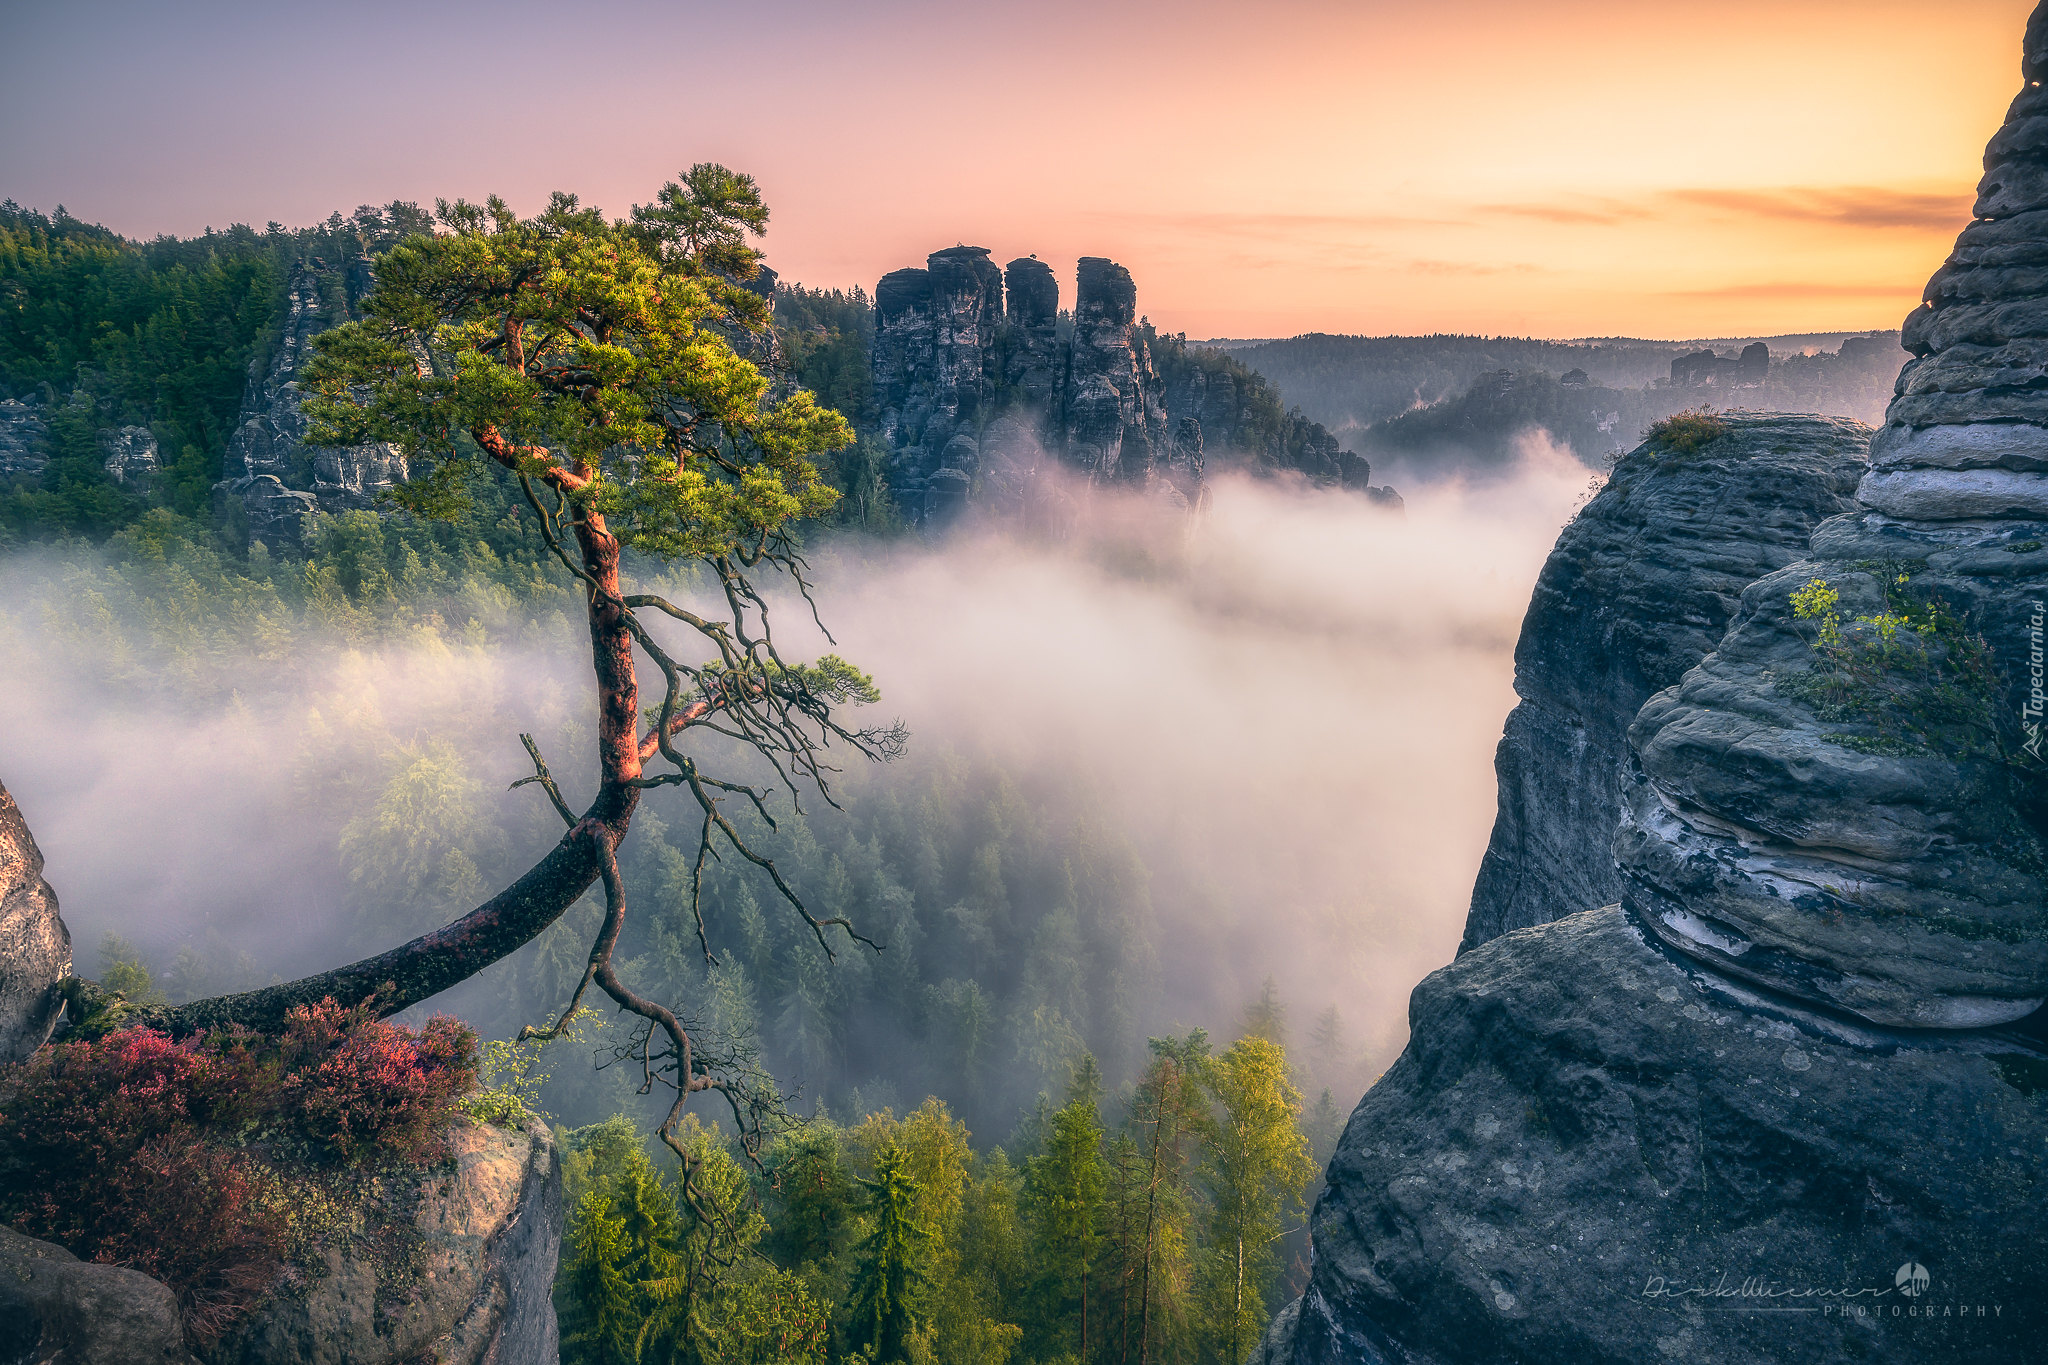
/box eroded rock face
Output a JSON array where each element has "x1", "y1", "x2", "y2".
[
  {"x1": 0, "y1": 1225, "x2": 198, "y2": 1365},
  {"x1": 867, "y1": 250, "x2": 1386, "y2": 525},
  {"x1": 1461, "y1": 415, "x2": 1868, "y2": 952},
  {"x1": 1617, "y1": 525, "x2": 2048, "y2": 1025},
  {"x1": 1293, "y1": 906, "x2": 2047, "y2": 1365},
  {"x1": 213, "y1": 266, "x2": 407, "y2": 547},
  {"x1": 1003, "y1": 256, "x2": 1062, "y2": 419},
  {"x1": 216, "y1": 1119, "x2": 562, "y2": 1365},
  {"x1": 1614, "y1": 19, "x2": 2048, "y2": 1027},
  {"x1": 1866, "y1": 5, "x2": 2048, "y2": 520},
  {"x1": 100, "y1": 424, "x2": 161, "y2": 491},
  {"x1": 1288, "y1": 15, "x2": 2048, "y2": 1361},
  {"x1": 1064, "y1": 256, "x2": 1165, "y2": 483},
  {"x1": 0, "y1": 778, "x2": 70, "y2": 1064},
  {"x1": 0, "y1": 397, "x2": 50, "y2": 480}
]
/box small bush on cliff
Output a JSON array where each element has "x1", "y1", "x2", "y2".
[
  {"x1": 0, "y1": 1001, "x2": 478, "y2": 1338},
  {"x1": 1783, "y1": 568, "x2": 2003, "y2": 758},
  {"x1": 1644, "y1": 407, "x2": 1727, "y2": 454}
]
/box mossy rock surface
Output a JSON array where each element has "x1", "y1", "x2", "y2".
[{"x1": 209, "y1": 1118, "x2": 561, "y2": 1365}]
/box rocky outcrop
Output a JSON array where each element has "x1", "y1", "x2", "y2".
[
  {"x1": 213, "y1": 265, "x2": 407, "y2": 546},
  {"x1": 0, "y1": 1224, "x2": 199, "y2": 1365},
  {"x1": 1064, "y1": 257, "x2": 1167, "y2": 484},
  {"x1": 0, "y1": 1118, "x2": 561, "y2": 1365},
  {"x1": 1292, "y1": 907, "x2": 2046, "y2": 1365},
  {"x1": 1460, "y1": 415, "x2": 1868, "y2": 952},
  {"x1": 1611, "y1": 21, "x2": 2048, "y2": 1027},
  {"x1": 1284, "y1": 12, "x2": 2048, "y2": 1361},
  {"x1": 0, "y1": 779, "x2": 69, "y2": 1064},
  {"x1": 100, "y1": 424, "x2": 161, "y2": 492},
  {"x1": 0, "y1": 397, "x2": 50, "y2": 480},
  {"x1": 1869, "y1": 2, "x2": 2048, "y2": 522},
  {"x1": 1002, "y1": 256, "x2": 1062, "y2": 419},
  {"x1": 215, "y1": 1119, "x2": 562, "y2": 1365},
  {"x1": 867, "y1": 249, "x2": 1395, "y2": 524}
]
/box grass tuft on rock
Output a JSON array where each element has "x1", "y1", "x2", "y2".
[{"x1": 1645, "y1": 408, "x2": 1728, "y2": 454}]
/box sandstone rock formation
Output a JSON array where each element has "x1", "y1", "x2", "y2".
[
  {"x1": 1461, "y1": 415, "x2": 1868, "y2": 952},
  {"x1": 0, "y1": 396, "x2": 49, "y2": 480},
  {"x1": 214, "y1": 1119, "x2": 562, "y2": 1365},
  {"x1": 100, "y1": 424, "x2": 161, "y2": 492},
  {"x1": 1292, "y1": 907, "x2": 2045, "y2": 1365},
  {"x1": 0, "y1": 1224, "x2": 199, "y2": 1365},
  {"x1": 1064, "y1": 256, "x2": 1167, "y2": 484},
  {"x1": 0, "y1": 778, "x2": 69, "y2": 1064},
  {"x1": 868, "y1": 249, "x2": 1395, "y2": 524},
  {"x1": 1612, "y1": 33, "x2": 2048, "y2": 1026},
  {"x1": 213, "y1": 264, "x2": 408, "y2": 547},
  {"x1": 1282, "y1": 13, "x2": 2048, "y2": 1357},
  {"x1": 0, "y1": 1117, "x2": 560, "y2": 1365}
]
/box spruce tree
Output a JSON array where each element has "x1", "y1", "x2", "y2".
[
  {"x1": 847, "y1": 1142, "x2": 929, "y2": 1363},
  {"x1": 560, "y1": 1189, "x2": 638, "y2": 1365},
  {"x1": 1025, "y1": 1096, "x2": 1108, "y2": 1362}
]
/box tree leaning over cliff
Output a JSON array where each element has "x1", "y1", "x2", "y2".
[{"x1": 126, "y1": 169, "x2": 901, "y2": 1174}]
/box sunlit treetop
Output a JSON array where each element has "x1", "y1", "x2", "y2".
[{"x1": 300, "y1": 168, "x2": 847, "y2": 565}]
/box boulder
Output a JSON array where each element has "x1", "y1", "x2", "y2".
[
  {"x1": 1461, "y1": 415, "x2": 1867, "y2": 952},
  {"x1": 0, "y1": 1225, "x2": 198, "y2": 1365},
  {"x1": 1618, "y1": 513, "x2": 2048, "y2": 1027},
  {"x1": 214, "y1": 1119, "x2": 562, "y2": 1365},
  {"x1": 0, "y1": 778, "x2": 69, "y2": 1064}
]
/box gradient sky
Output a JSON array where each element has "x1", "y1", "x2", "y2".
[{"x1": 0, "y1": 0, "x2": 2030, "y2": 338}]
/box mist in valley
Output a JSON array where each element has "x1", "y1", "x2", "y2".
[{"x1": 0, "y1": 446, "x2": 1592, "y2": 1140}]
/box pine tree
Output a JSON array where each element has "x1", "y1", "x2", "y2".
[
  {"x1": 1241, "y1": 977, "x2": 1287, "y2": 1048},
  {"x1": 1304, "y1": 1088, "x2": 1345, "y2": 1168},
  {"x1": 763, "y1": 1123, "x2": 856, "y2": 1268},
  {"x1": 1306, "y1": 1006, "x2": 1351, "y2": 1095}
]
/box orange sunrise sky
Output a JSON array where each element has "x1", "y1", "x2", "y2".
[{"x1": 0, "y1": 0, "x2": 2029, "y2": 339}]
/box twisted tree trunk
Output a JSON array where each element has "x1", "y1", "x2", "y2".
[{"x1": 137, "y1": 457, "x2": 642, "y2": 1038}]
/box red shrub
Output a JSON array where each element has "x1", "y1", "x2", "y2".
[
  {"x1": 0, "y1": 1029, "x2": 280, "y2": 1336},
  {"x1": 278, "y1": 1000, "x2": 477, "y2": 1162},
  {"x1": 0, "y1": 1001, "x2": 479, "y2": 1338}
]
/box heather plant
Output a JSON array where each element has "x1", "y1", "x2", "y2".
[
  {"x1": 0, "y1": 1000, "x2": 480, "y2": 1337},
  {"x1": 276, "y1": 997, "x2": 479, "y2": 1161}
]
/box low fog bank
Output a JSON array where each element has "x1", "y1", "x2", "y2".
[
  {"x1": 0, "y1": 445, "x2": 1590, "y2": 1124},
  {"x1": 804, "y1": 449, "x2": 1592, "y2": 1057}
]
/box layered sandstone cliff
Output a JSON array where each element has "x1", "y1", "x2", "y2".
[
  {"x1": 1460, "y1": 416, "x2": 1868, "y2": 952},
  {"x1": 1276, "y1": 13, "x2": 2048, "y2": 1360}
]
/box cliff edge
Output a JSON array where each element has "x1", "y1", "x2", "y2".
[{"x1": 1279, "y1": 10, "x2": 2048, "y2": 1359}]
